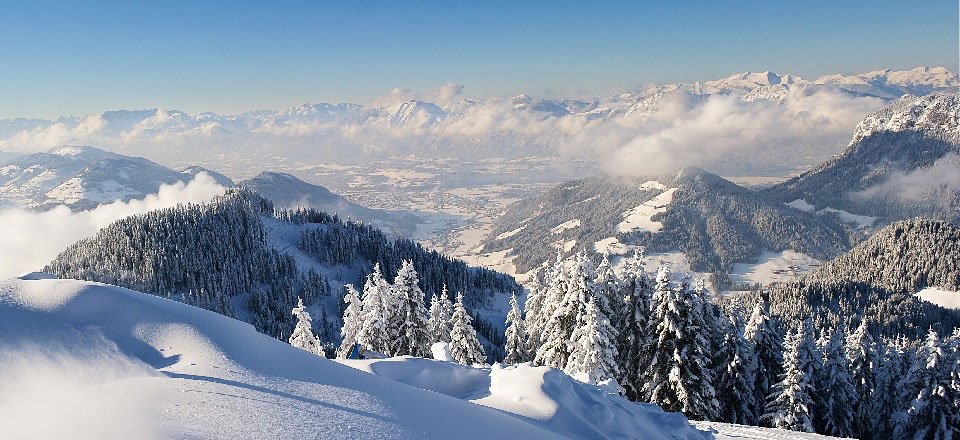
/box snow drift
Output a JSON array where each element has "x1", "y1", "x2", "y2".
[{"x1": 0, "y1": 275, "x2": 708, "y2": 439}]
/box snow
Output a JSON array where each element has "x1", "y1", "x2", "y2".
[
  {"x1": 785, "y1": 199, "x2": 876, "y2": 228},
  {"x1": 616, "y1": 187, "x2": 677, "y2": 234},
  {"x1": 640, "y1": 180, "x2": 667, "y2": 191},
  {"x1": 692, "y1": 421, "x2": 847, "y2": 440},
  {"x1": 0, "y1": 277, "x2": 565, "y2": 439},
  {"x1": 915, "y1": 287, "x2": 960, "y2": 310},
  {"x1": 495, "y1": 225, "x2": 525, "y2": 240},
  {"x1": 338, "y1": 358, "x2": 709, "y2": 440},
  {"x1": 551, "y1": 219, "x2": 581, "y2": 234},
  {"x1": 730, "y1": 250, "x2": 821, "y2": 286}
]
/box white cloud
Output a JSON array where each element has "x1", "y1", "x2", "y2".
[
  {"x1": 0, "y1": 173, "x2": 226, "y2": 278},
  {"x1": 854, "y1": 153, "x2": 960, "y2": 202},
  {"x1": 0, "y1": 114, "x2": 104, "y2": 152}
]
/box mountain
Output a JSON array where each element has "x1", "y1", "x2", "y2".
[
  {"x1": 46, "y1": 189, "x2": 520, "y2": 359},
  {"x1": 0, "y1": 151, "x2": 19, "y2": 164},
  {"x1": 0, "y1": 275, "x2": 711, "y2": 439},
  {"x1": 477, "y1": 168, "x2": 851, "y2": 288},
  {"x1": 813, "y1": 66, "x2": 960, "y2": 99},
  {"x1": 238, "y1": 171, "x2": 420, "y2": 238},
  {"x1": 0, "y1": 145, "x2": 214, "y2": 210},
  {"x1": 753, "y1": 219, "x2": 960, "y2": 338},
  {"x1": 767, "y1": 93, "x2": 960, "y2": 225},
  {"x1": 180, "y1": 165, "x2": 235, "y2": 187}
]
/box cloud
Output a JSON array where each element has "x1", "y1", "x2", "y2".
[
  {"x1": 854, "y1": 153, "x2": 960, "y2": 202},
  {"x1": 0, "y1": 173, "x2": 226, "y2": 278},
  {"x1": 0, "y1": 114, "x2": 105, "y2": 152}
]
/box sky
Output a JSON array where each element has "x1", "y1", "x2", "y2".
[{"x1": 0, "y1": 1, "x2": 957, "y2": 119}]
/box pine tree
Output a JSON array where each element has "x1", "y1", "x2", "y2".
[
  {"x1": 427, "y1": 285, "x2": 453, "y2": 344},
  {"x1": 536, "y1": 252, "x2": 596, "y2": 369},
  {"x1": 391, "y1": 260, "x2": 431, "y2": 357},
  {"x1": 716, "y1": 314, "x2": 758, "y2": 425},
  {"x1": 846, "y1": 318, "x2": 878, "y2": 436},
  {"x1": 357, "y1": 266, "x2": 390, "y2": 355},
  {"x1": 449, "y1": 292, "x2": 486, "y2": 365},
  {"x1": 565, "y1": 297, "x2": 620, "y2": 390},
  {"x1": 763, "y1": 319, "x2": 817, "y2": 433},
  {"x1": 815, "y1": 328, "x2": 857, "y2": 438},
  {"x1": 745, "y1": 296, "x2": 784, "y2": 423},
  {"x1": 617, "y1": 249, "x2": 653, "y2": 401},
  {"x1": 336, "y1": 284, "x2": 363, "y2": 358},
  {"x1": 642, "y1": 267, "x2": 719, "y2": 420},
  {"x1": 898, "y1": 329, "x2": 959, "y2": 440},
  {"x1": 503, "y1": 292, "x2": 529, "y2": 364},
  {"x1": 289, "y1": 297, "x2": 323, "y2": 356},
  {"x1": 594, "y1": 252, "x2": 624, "y2": 330}
]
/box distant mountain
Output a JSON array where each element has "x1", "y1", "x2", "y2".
[
  {"x1": 238, "y1": 171, "x2": 421, "y2": 238},
  {"x1": 755, "y1": 219, "x2": 960, "y2": 337},
  {"x1": 0, "y1": 145, "x2": 208, "y2": 210},
  {"x1": 0, "y1": 151, "x2": 19, "y2": 164},
  {"x1": 478, "y1": 168, "x2": 851, "y2": 287},
  {"x1": 767, "y1": 93, "x2": 960, "y2": 225},
  {"x1": 180, "y1": 165, "x2": 235, "y2": 187}
]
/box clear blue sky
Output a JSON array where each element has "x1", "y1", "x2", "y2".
[{"x1": 0, "y1": 1, "x2": 957, "y2": 118}]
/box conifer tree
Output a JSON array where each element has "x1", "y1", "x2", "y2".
[
  {"x1": 391, "y1": 260, "x2": 431, "y2": 357},
  {"x1": 745, "y1": 296, "x2": 783, "y2": 422},
  {"x1": 357, "y1": 266, "x2": 390, "y2": 354},
  {"x1": 449, "y1": 292, "x2": 486, "y2": 365},
  {"x1": 763, "y1": 319, "x2": 817, "y2": 433},
  {"x1": 427, "y1": 285, "x2": 453, "y2": 344},
  {"x1": 815, "y1": 328, "x2": 857, "y2": 438},
  {"x1": 716, "y1": 315, "x2": 758, "y2": 425},
  {"x1": 642, "y1": 267, "x2": 719, "y2": 420},
  {"x1": 536, "y1": 252, "x2": 597, "y2": 370},
  {"x1": 565, "y1": 297, "x2": 620, "y2": 390},
  {"x1": 503, "y1": 292, "x2": 529, "y2": 364},
  {"x1": 616, "y1": 249, "x2": 653, "y2": 401},
  {"x1": 846, "y1": 318, "x2": 878, "y2": 436},
  {"x1": 336, "y1": 284, "x2": 363, "y2": 358},
  {"x1": 897, "y1": 329, "x2": 959, "y2": 440},
  {"x1": 289, "y1": 297, "x2": 323, "y2": 356}
]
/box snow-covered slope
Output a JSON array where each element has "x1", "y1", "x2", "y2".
[
  {"x1": 0, "y1": 276, "x2": 706, "y2": 439},
  {"x1": 338, "y1": 357, "x2": 709, "y2": 440},
  {"x1": 0, "y1": 145, "x2": 214, "y2": 210}
]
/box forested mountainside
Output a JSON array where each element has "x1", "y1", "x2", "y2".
[
  {"x1": 736, "y1": 219, "x2": 960, "y2": 338},
  {"x1": 481, "y1": 168, "x2": 851, "y2": 285},
  {"x1": 767, "y1": 93, "x2": 960, "y2": 225},
  {"x1": 46, "y1": 188, "x2": 519, "y2": 357},
  {"x1": 238, "y1": 171, "x2": 420, "y2": 238}
]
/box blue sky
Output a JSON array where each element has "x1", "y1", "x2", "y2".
[{"x1": 0, "y1": 1, "x2": 957, "y2": 118}]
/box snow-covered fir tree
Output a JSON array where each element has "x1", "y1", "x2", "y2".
[
  {"x1": 503, "y1": 292, "x2": 529, "y2": 364},
  {"x1": 289, "y1": 297, "x2": 323, "y2": 356},
  {"x1": 616, "y1": 249, "x2": 653, "y2": 401},
  {"x1": 815, "y1": 328, "x2": 857, "y2": 438},
  {"x1": 594, "y1": 252, "x2": 624, "y2": 330},
  {"x1": 744, "y1": 296, "x2": 784, "y2": 422},
  {"x1": 565, "y1": 297, "x2": 620, "y2": 390},
  {"x1": 641, "y1": 267, "x2": 719, "y2": 420},
  {"x1": 763, "y1": 319, "x2": 818, "y2": 433},
  {"x1": 356, "y1": 265, "x2": 391, "y2": 355},
  {"x1": 536, "y1": 252, "x2": 597, "y2": 369},
  {"x1": 896, "y1": 329, "x2": 959, "y2": 440},
  {"x1": 845, "y1": 318, "x2": 878, "y2": 436},
  {"x1": 390, "y1": 260, "x2": 431, "y2": 357},
  {"x1": 715, "y1": 314, "x2": 758, "y2": 425},
  {"x1": 449, "y1": 292, "x2": 486, "y2": 365},
  {"x1": 427, "y1": 285, "x2": 453, "y2": 345},
  {"x1": 336, "y1": 284, "x2": 363, "y2": 358}
]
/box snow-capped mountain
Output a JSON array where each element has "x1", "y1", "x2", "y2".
[
  {"x1": 238, "y1": 171, "x2": 421, "y2": 238},
  {"x1": 1, "y1": 67, "x2": 953, "y2": 172},
  {"x1": 767, "y1": 93, "x2": 960, "y2": 224},
  {"x1": 0, "y1": 145, "x2": 206, "y2": 210}
]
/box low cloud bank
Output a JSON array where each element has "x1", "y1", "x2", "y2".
[{"x1": 0, "y1": 173, "x2": 226, "y2": 278}]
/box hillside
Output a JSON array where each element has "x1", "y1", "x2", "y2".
[
  {"x1": 238, "y1": 171, "x2": 421, "y2": 238},
  {"x1": 478, "y1": 168, "x2": 851, "y2": 287},
  {"x1": 0, "y1": 275, "x2": 712, "y2": 439},
  {"x1": 767, "y1": 93, "x2": 960, "y2": 225},
  {"x1": 753, "y1": 219, "x2": 960, "y2": 337},
  {"x1": 45, "y1": 189, "x2": 519, "y2": 358}
]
